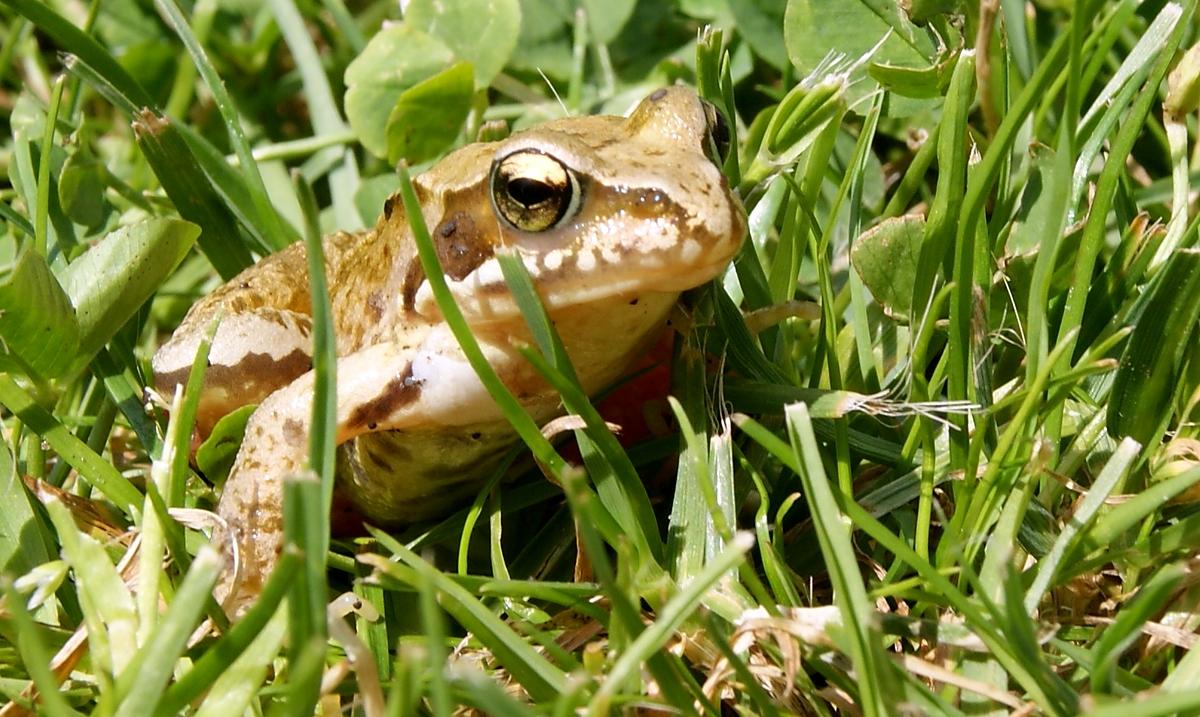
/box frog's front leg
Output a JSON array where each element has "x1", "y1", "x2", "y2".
[{"x1": 216, "y1": 328, "x2": 537, "y2": 607}]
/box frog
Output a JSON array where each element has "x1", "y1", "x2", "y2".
[{"x1": 153, "y1": 86, "x2": 746, "y2": 605}]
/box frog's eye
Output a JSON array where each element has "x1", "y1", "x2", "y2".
[
  {"x1": 701, "y1": 101, "x2": 731, "y2": 165},
  {"x1": 491, "y1": 150, "x2": 581, "y2": 232}
]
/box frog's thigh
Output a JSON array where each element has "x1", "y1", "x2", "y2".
[{"x1": 153, "y1": 308, "x2": 313, "y2": 435}]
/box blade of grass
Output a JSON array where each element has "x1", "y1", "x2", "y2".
[
  {"x1": 1053, "y1": 2, "x2": 1190, "y2": 370},
  {"x1": 156, "y1": 549, "x2": 300, "y2": 716},
  {"x1": 191, "y1": 609, "x2": 288, "y2": 717},
  {"x1": 3, "y1": 578, "x2": 82, "y2": 717},
  {"x1": 1069, "y1": 465, "x2": 1200, "y2": 568},
  {"x1": 366, "y1": 530, "x2": 569, "y2": 701},
  {"x1": 666, "y1": 332, "x2": 710, "y2": 582},
  {"x1": 34, "y1": 75, "x2": 65, "y2": 255},
  {"x1": 495, "y1": 249, "x2": 664, "y2": 564},
  {"x1": 113, "y1": 547, "x2": 223, "y2": 717},
  {"x1": 949, "y1": 329, "x2": 1080, "y2": 564},
  {"x1": 589, "y1": 533, "x2": 754, "y2": 709},
  {"x1": 735, "y1": 413, "x2": 1078, "y2": 715},
  {"x1": 394, "y1": 163, "x2": 569, "y2": 479},
  {"x1": 1023, "y1": 437, "x2": 1139, "y2": 612},
  {"x1": 281, "y1": 470, "x2": 326, "y2": 714},
  {"x1": 0, "y1": 375, "x2": 142, "y2": 512},
  {"x1": 154, "y1": 0, "x2": 290, "y2": 252},
  {"x1": 269, "y1": 0, "x2": 361, "y2": 229},
  {"x1": 132, "y1": 111, "x2": 255, "y2": 279},
  {"x1": 417, "y1": 553, "x2": 452, "y2": 717},
  {"x1": 1089, "y1": 562, "x2": 1187, "y2": 694},
  {"x1": 784, "y1": 403, "x2": 895, "y2": 717},
  {"x1": 554, "y1": 466, "x2": 710, "y2": 711},
  {"x1": 0, "y1": 0, "x2": 155, "y2": 109},
  {"x1": 448, "y1": 669, "x2": 537, "y2": 717}
]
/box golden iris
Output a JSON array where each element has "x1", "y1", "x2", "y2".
[{"x1": 490, "y1": 150, "x2": 580, "y2": 232}]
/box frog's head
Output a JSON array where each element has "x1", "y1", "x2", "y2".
[{"x1": 399, "y1": 86, "x2": 747, "y2": 321}]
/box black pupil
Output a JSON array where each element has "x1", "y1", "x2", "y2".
[{"x1": 508, "y1": 177, "x2": 555, "y2": 207}]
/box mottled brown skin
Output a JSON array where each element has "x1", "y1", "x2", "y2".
[{"x1": 153, "y1": 87, "x2": 746, "y2": 609}]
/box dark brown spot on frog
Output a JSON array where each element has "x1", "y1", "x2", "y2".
[
  {"x1": 382, "y1": 194, "x2": 399, "y2": 220},
  {"x1": 401, "y1": 259, "x2": 425, "y2": 312},
  {"x1": 650, "y1": 88, "x2": 668, "y2": 102},
  {"x1": 367, "y1": 290, "x2": 386, "y2": 321},
  {"x1": 346, "y1": 362, "x2": 422, "y2": 430},
  {"x1": 434, "y1": 211, "x2": 493, "y2": 281},
  {"x1": 282, "y1": 418, "x2": 305, "y2": 445}
]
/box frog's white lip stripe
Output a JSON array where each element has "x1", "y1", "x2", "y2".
[{"x1": 411, "y1": 243, "x2": 738, "y2": 322}]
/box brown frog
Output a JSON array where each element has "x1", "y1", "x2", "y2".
[{"x1": 153, "y1": 87, "x2": 746, "y2": 602}]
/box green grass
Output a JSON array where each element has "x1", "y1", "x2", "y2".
[{"x1": 2, "y1": 0, "x2": 1200, "y2": 714}]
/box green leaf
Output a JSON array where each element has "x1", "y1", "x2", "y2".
[
  {"x1": 343, "y1": 24, "x2": 455, "y2": 159},
  {"x1": 868, "y1": 49, "x2": 957, "y2": 99},
  {"x1": 0, "y1": 240, "x2": 80, "y2": 379},
  {"x1": 1107, "y1": 248, "x2": 1200, "y2": 443},
  {"x1": 783, "y1": 0, "x2": 936, "y2": 115},
  {"x1": 59, "y1": 218, "x2": 199, "y2": 371},
  {"x1": 850, "y1": 214, "x2": 923, "y2": 321},
  {"x1": 0, "y1": 437, "x2": 53, "y2": 576},
  {"x1": 386, "y1": 62, "x2": 475, "y2": 165},
  {"x1": 508, "y1": 0, "x2": 573, "y2": 79},
  {"x1": 406, "y1": 0, "x2": 521, "y2": 85},
  {"x1": 729, "y1": 0, "x2": 788, "y2": 70},
  {"x1": 195, "y1": 404, "x2": 254, "y2": 487},
  {"x1": 57, "y1": 153, "x2": 110, "y2": 229},
  {"x1": 784, "y1": 0, "x2": 934, "y2": 74},
  {"x1": 132, "y1": 111, "x2": 258, "y2": 279},
  {"x1": 581, "y1": 0, "x2": 635, "y2": 44},
  {"x1": 905, "y1": 0, "x2": 964, "y2": 23}
]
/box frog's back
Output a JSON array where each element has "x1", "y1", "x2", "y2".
[{"x1": 327, "y1": 210, "x2": 426, "y2": 353}]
